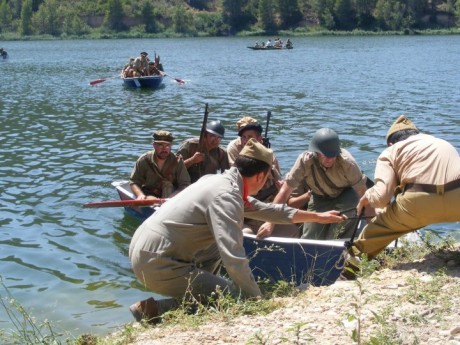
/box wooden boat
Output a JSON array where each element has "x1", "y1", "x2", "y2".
[
  {"x1": 247, "y1": 45, "x2": 293, "y2": 50},
  {"x1": 122, "y1": 75, "x2": 163, "y2": 88},
  {"x1": 111, "y1": 180, "x2": 345, "y2": 286}
]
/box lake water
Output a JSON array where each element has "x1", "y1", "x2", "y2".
[{"x1": 0, "y1": 36, "x2": 459, "y2": 339}]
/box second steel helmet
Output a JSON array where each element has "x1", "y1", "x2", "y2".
[
  {"x1": 309, "y1": 128, "x2": 341, "y2": 158},
  {"x1": 206, "y1": 120, "x2": 225, "y2": 138}
]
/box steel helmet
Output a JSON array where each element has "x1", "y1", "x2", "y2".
[
  {"x1": 206, "y1": 120, "x2": 225, "y2": 138},
  {"x1": 309, "y1": 128, "x2": 341, "y2": 158}
]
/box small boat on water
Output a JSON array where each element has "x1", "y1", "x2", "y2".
[
  {"x1": 111, "y1": 180, "x2": 346, "y2": 286},
  {"x1": 122, "y1": 75, "x2": 164, "y2": 88},
  {"x1": 247, "y1": 46, "x2": 293, "y2": 50}
]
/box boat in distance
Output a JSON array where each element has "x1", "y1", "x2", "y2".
[
  {"x1": 247, "y1": 46, "x2": 293, "y2": 50},
  {"x1": 122, "y1": 75, "x2": 164, "y2": 88},
  {"x1": 111, "y1": 180, "x2": 345, "y2": 286}
]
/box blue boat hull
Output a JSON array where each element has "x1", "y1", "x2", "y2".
[
  {"x1": 122, "y1": 75, "x2": 163, "y2": 88},
  {"x1": 112, "y1": 181, "x2": 345, "y2": 286}
]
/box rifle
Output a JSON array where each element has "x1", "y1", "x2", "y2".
[
  {"x1": 198, "y1": 103, "x2": 209, "y2": 151},
  {"x1": 262, "y1": 110, "x2": 271, "y2": 148}
]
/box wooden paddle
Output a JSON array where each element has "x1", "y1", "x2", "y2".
[
  {"x1": 89, "y1": 75, "x2": 120, "y2": 86},
  {"x1": 84, "y1": 198, "x2": 168, "y2": 208},
  {"x1": 162, "y1": 73, "x2": 185, "y2": 84}
]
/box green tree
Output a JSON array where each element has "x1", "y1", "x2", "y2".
[
  {"x1": 32, "y1": 0, "x2": 61, "y2": 36},
  {"x1": 333, "y1": 0, "x2": 355, "y2": 30},
  {"x1": 354, "y1": 0, "x2": 377, "y2": 29},
  {"x1": 141, "y1": 1, "x2": 157, "y2": 33},
  {"x1": 258, "y1": 0, "x2": 275, "y2": 31},
  {"x1": 222, "y1": 0, "x2": 245, "y2": 32},
  {"x1": 104, "y1": 0, "x2": 124, "y2": 32},
  {"x1": 375, "y1": 0, "x2": 405, "y2": 30},
  {"x1": 20, "y1": 0, "x2": 33, "y2": 35},
  {"x1": 173, "y1": 4, "x2": 194, "y2": 34},
  {"x1": 277, "y1": 0, "x2": 302, "y2": 28},
  {"x1": 456, "y1": 0, "x2": 460, "y2": 25},
  {"x1": 0, "y1": 0, "x2": 13, "y2": 32}
]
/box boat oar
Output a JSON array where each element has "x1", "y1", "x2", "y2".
[
  {"x1": 89, "y1": 75, "x2": 120, "y2": 86},
  {"x1": 162, "y1": 73, "x2": 185, "y2": 84},
  {"x1": 83, "y1": 198, "x2": 168, "y2": 208}
]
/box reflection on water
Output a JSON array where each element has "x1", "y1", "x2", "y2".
[{"x1": 0, "y1": 36, "x2": 459, "y2": 337}]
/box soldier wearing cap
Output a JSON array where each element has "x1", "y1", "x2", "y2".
[
  {"x1": 258, "y1": 128, "x2": 370, "y2": 240},
  {"x1": 129, "y1": 130, "x2": 191, "y2": 199},
  {"x1": 133, "y1": 51, "x2": 149, "y2": 77},
  {"x1": 177, "y1": 120, "x2": 229, "y2": 183},
  {"x1": 350, "y1": 115, "x2": 460, "y2": 260},
  {"x1": 128, "y1": 139, "x2": 347, "y2": 323},
  {"x1": 226, "y1": 116, "x2": 299, "y2": 237}
]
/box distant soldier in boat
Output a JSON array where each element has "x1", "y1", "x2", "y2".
[
  {"x1": 258, "y1": 128, "x2": 372, "y2": 240},
  {"x1": 133, "y1": 51, "x2": 149, "y2": 77},
  {"x1": 274, "y1": 38, "x2": 282, "y2": 48},
  {"x1": 121, "y1": 57, "x2": 135, "y2": 77},
  {"x1": 285, "y1": 39, "x2": 293, "y2": 49},
  {"x1": 350, "y1": 115, "x2": 460, "y2": 260},
  {"x1": 128, "y1": 139, "x2": 347, "y2": 324},
  {"x1": 227, "y1": 116, "x2": 300, "y2": 238},
  {"x1": 129, "y1": 130, "x2": 191, "y2": 199},
  {"x1": 177, "y1": 120, "x2": 229, "y2": 183},
  {"x1": 0, "y1": 48, "x2": 7, "y2": 59},
  {"x1": 254, "y1": 41, "x2": 261, "y2": 48},
  {"x1": 148, "y1": 54, "x2": 164, "y2": 76}
]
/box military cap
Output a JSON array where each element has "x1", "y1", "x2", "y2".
[
  {"x1": 152, "y1": 130, "x2": 174, "y2": 143},
  {"x1": 239, "y1": 138, "x2": 273, "y2": 166},
  {"x1": 140, "y1": 51, "x2": 148, "y2": 56},
  {"x1": 386, "y1": 115, "x2": 418, "y2": 141},
  {"x1": 236, "y1": 116, "x2": 263, "y2": 136}
]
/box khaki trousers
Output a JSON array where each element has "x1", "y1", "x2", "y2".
[{"x1": 352, "y1": 188, "x2": 460, "y2": 259}]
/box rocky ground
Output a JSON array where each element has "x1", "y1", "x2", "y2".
[{"x1": 116, "y1": 249, "x2": 460, "y2": 345}]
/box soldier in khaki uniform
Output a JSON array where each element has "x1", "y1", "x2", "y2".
[
  {"x1": 258, "y1": 128, "x2": 369, "y2": 240},
  {"x1": 129, "y1": 130, "x2": 191, "y2": 199},
  {"x1": 227, "y1": 116, "x2": 299, "y2": 237},
  {"x1": 128, "y1": 139, "x2": 348, "y2": 323},
  {"x1": 177, "y1": 120, "x2": 229, "y2": 183},
  {"x1": 352, "y1": 115, "x2": 460, "y2": 259}
]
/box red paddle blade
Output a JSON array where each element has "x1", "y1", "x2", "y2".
[
  {"x1": 89, "y1": 78, "x2": 107, "y2": 86},
  {"x1": 83, "y1": 198, "x2": 167, "y2": 208}
]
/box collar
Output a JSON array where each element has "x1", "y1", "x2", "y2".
[{"x1": 242, "y1": 177, "x2": 251, "y2": 207}]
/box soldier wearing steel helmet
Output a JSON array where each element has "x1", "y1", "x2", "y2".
[
  {"x1": 258, "y1": 128, "x2": 371, "y2": 240},
  {"x1": 177, "y1": 120, "x2": 229, "y2": 183}
]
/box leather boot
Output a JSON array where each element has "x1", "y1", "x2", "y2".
[{"x1": 129, "y1": 297, "x2": 161, "y2": 324}]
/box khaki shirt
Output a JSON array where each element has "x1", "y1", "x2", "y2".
[
  {"x1": 285, "y1": 149, "x2": 366, "y2": 198},
  {"x1": 177, "y1": 138, "x2": 229, "y2": 183},
  {"x1": 366, "y1": 133, "x2": 460, "y2": 208},
  {"x1": 227, "y1": 138, "x2": 282, "y2": 201},
  {"x1": 129, "y1": 167, "x2": 298, "y2": 298},
  {"x1": 129, "y1": 150, "x2": 191, "y2": 197}
]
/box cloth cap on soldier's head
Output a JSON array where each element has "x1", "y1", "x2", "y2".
[
  {"x1": 386, "y1": 115, "x2": 418, "y2": 141},
  {"x1": 236, "y1": 116, "x2": 263, "y2": 136},
  {"x1": 239, "y1": 138, "x2": 273, "y2": 166},
  {"x1": 140, "y1": 51, "x2": 148, "y2": 57},
  {"x1": 152, "y1": 130, "x2": 174, "y2": 143}
]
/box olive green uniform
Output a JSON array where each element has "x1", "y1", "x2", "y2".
[
  {"x1": 129, "y1": 150, "x2": 191, "y2": 198},
  {"x1": 285, "y1": 149, "x2": 367, "y2": 239},
  {"x1": 177, "y1": 138, "x2": 229, "y2": 183}
]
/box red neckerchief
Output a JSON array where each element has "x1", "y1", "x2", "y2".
[{"x1": 242, "y1": 177, "x2": 252, "y2": 207}]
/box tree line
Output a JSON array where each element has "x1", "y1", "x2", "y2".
[{"x1": 0, "y1": 0, "x2": 459, "y2": 38}]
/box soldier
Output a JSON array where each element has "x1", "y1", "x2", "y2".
[
  {"x1": 177, "y1": 120, "x2": 229, "y2": 183},
  {"x1": 129, "y1": 130, "x2": 191, "y2": 199}
]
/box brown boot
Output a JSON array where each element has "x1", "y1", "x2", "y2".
[{"x1": 129, "y1": 297, "x2": 161, "y2": 324}]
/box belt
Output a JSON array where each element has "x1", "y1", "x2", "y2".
[{"x1": 405, "y1": 179, "x2": 460, "y2": 195}]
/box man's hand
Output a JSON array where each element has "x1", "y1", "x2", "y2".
[
  {"x1": 315, "y1": 210, "x2": 348, "y2": 223},
  {"x1": 356, "y1": 194, "x2": 370, "y2": 216},
  {"x1": 256, "y1": 222, "x2": 275, "y2": 239},
  {"x1": 191, "y1": 152, "x2": 205, "y2": 164}
]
